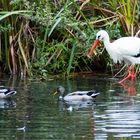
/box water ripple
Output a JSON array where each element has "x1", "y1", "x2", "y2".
[{"x1": 94, "y1": 96, "x2": 140, "y2": 139}]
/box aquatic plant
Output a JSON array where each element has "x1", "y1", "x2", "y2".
[
  {"x1": 0, "y1": 0, "x2": 139, "y2": 78},
  {"x1": 0, "y1": 0, "x2": 33, "y2": 76}
]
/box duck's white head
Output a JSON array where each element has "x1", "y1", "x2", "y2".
[{"x1": 87, "y1": 30, "x2": 109, "y2": 58}]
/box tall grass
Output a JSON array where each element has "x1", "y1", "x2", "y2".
[
  {"x1": 0, "y1": 0, "x2": 33, "y2": 76},
  {"x1": 91, "y1": 0, "x2": 139, "y2": 35}
]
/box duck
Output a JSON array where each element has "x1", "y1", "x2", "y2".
[
  {"x1": 0, "y1": 86, "x2": 17, "y2": 98},
  {"x1": 55, "y1": 86, "x2": 100, "y2": 102}
]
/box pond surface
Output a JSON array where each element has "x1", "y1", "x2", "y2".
[{"x1": 0, "y1": 74, "x2": 140, "y2": 140}]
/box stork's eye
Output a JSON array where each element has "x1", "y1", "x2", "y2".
[{"x1": 98, "y1": 35, "x2": 101, "y2": 39}]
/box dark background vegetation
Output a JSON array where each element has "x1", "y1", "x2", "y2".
[{"x1": 0, "y1": 0, "x2": 140, "y2": 78}]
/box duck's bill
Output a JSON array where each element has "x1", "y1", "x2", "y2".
[
  {"x1": 53, "y1": 91, "x2": 58, "y2": 95},
  {"x1": 87, "y1": 39, "x2": 99, "y2": 58}
]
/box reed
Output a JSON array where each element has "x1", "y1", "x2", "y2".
[{"x1": 0, "y1": 0, "x2": 32, "y2": 76}]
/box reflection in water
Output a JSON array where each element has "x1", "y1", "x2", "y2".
[
  {"x1": 0, "y1": 98, "x2": 16, "y2": 108},
  {"x1": 0, "y1": 75, "x2": 140, "y2": 140},
  {"x1": 58, "y1": 99, "x2": 95, "y2": 111},
  {"x1": 120, "y1": 82, "x2": 136, "y2": 96},
  {"x1": 94, "y1": 96, "x2": 140, "y2": 139},
  {"x1": 111, "y1": 80, "x2": 138, "y2": 96}
]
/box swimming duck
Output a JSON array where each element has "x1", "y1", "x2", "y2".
[
  {"x1": 55, "y1": 86, "x2": 100, "y2": 102},
  {"x1": 0, "y1": 86, "x2": 17, "y2": 98}
]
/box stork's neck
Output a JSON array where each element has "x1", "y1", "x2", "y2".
[{"x1": 103, "y1": 34, "x2": 110, "y2": 48}]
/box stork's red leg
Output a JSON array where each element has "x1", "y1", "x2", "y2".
[{"x1": 119, "y1": 66, "x2": 134, "y2": 84}]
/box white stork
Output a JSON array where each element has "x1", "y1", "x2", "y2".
[{"x1": 87, "y1": 30, "x2": 140, "y2": 83}]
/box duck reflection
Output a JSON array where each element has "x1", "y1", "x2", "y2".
[
  {"x1": 58, "y1": 98, "x2": 96, "y2": 111},
  {"x1": 0, "y1": 98, "x2": 16, "y2": 108}
]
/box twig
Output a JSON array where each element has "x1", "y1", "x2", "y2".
[{"x1": 113, "y1": 64, "x2": 126, "y2": 78}]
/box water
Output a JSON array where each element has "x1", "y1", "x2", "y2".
[{"x1": 0, "y1": 74, "x2": 140, "y2": 140}]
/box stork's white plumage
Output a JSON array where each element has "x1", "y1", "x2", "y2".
[{"x1": 87, "y1": 30, "x2": 140, "y2": 83}]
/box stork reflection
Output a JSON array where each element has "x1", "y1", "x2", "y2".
[{"x1": 120, "y1": 82, "x2": 136, "y2": 96}]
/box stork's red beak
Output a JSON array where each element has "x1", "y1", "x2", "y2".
[{"x1": 87, "y1": 39, "x2": 99, "y2": 58}]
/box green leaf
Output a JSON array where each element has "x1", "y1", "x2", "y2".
[
  {"x1": 67, "y1": 43, "x2": 76, "y2": 75},
  {"x1": 0, "y1": 10, "x2": 31, "y2": 21},
  {"x1": 48, "y1": 17, "x2": 62, "y2": 37}
]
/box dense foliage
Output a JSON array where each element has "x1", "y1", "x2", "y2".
[{"x1": 0, "y1": 0, "x2": 140, "y2": 78}]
